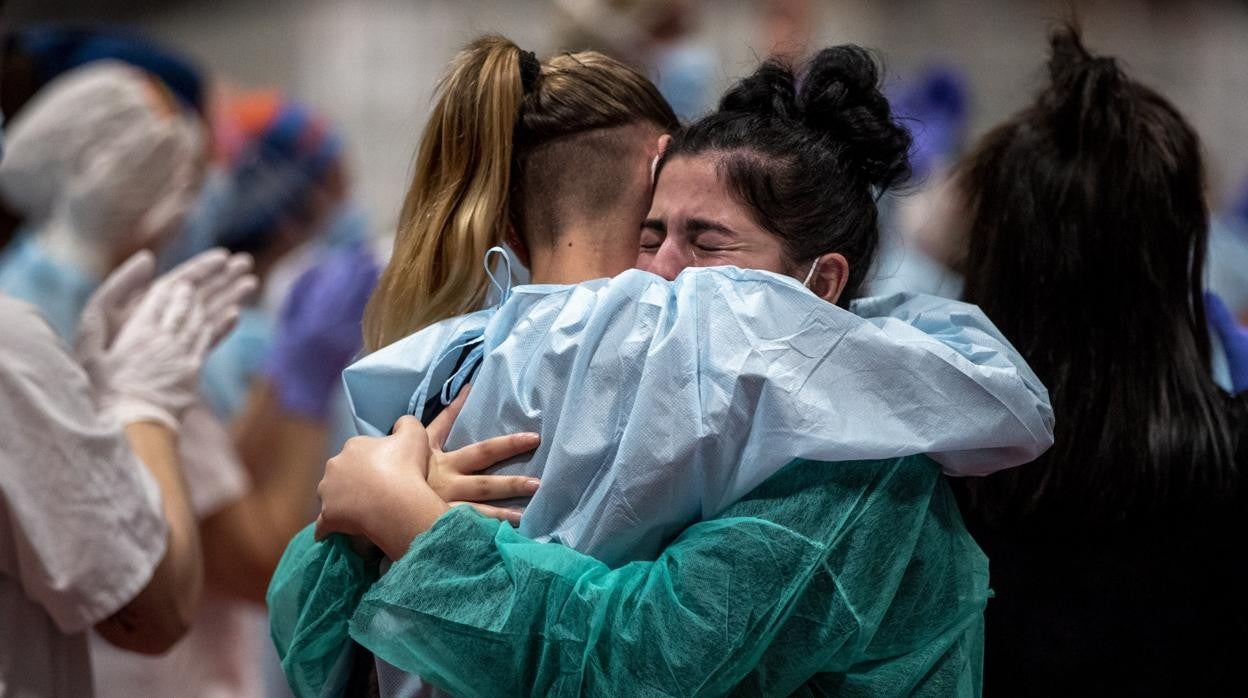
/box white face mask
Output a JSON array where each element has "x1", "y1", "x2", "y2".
[{"x1": 802, "y1": 257, "x2": 820, "y2": 290}]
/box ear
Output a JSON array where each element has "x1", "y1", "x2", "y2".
[
  {"x1": 657, "y1": 133, "x2": 672, "y2": 156},
  {"x1": 650, "y1": 134, "x2": 673, "y2": 184},
  {"x1": 504, "y1": 222, "x2": 530, "y2": 268},
  {"x1": 810, "y1": 253, "x2": 850, "y2": 304}
]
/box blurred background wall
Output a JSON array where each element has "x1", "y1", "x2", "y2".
[{"x1": 9, "y1": 0, "x2": 1248, "y2": 242}]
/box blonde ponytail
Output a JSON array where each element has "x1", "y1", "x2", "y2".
[{"x1": 363, "y1": 36, "x2": 525, "y2": 351}]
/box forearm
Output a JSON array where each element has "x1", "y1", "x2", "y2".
[
  {"x1": 267, "y1": 525, "x2": 379, "y2": 697},
  {"x1": 235, "y1": 381, "x2": 329, "y2": 525},
  {"x1": 207, "y1": 382, "x2": 329, "y2": 601},
  {"x1": 350, "y1": 507, "x2": 834, "y2": 697},
  {"x1": 247, "y1": 401, "x2": 329, "y2": 551},
  {"x1": 96, "y1": 421, "x2": 203, "y2": 653}
]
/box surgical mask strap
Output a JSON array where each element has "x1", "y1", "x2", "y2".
[
  {"x1": 802, "y1": 257, "x2": 820, "y2": 289},
  {"x1": 408, "y1": 246, "x2": 513, "y2": 414},
  {"x1": 484, "y1": 246, "x2": 513, "y2": 307},
  {"x1": 406, "y1": 334, "x2": 486, "y2": 416},
  {"x1": 405, "y1": 247, "x2": 514, "y2": 417},
  {"x1": 441, "y1": 341, "x2": 486, "y2": 406}
]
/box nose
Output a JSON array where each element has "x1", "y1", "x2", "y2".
[{"x1": 645, "y1": 238, "x2": 687, "y2": 281}]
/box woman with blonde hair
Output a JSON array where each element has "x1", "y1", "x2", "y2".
[
  {"x1": 271, "y1": 35, "x2": 681, "y2": 695},
  {"x1": 363, "y1": 35, "x2": 680, "y2": 351}
]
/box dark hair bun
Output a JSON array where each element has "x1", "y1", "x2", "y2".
[
  {"x1": 718, "y1": 61, "x2": 801, "y2": 121},
  {"x1": 718, "y1": 46, "x2": 911, "y2": 191},
  {"x1": 801, "y1": 46, "x2": 911, "y2": 190}
]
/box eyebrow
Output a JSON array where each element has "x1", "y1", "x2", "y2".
[
  {"x1": 685, "y1": 217, "x2": 736, "y2": 235},
  {"x1": 642, "y1": 218, "x2": 666, "y2": 232}
]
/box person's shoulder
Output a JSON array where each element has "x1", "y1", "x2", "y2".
[{"x1": 0, "y1": 292, "x2": 56, "y2": 330}]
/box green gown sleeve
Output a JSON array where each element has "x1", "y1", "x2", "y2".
[
  {"x1": 349, "y1": 456, "x2": 988, "y2": 697},
  {"x1": 267, "y1": 524, "x2": 379, "y2": 697}
]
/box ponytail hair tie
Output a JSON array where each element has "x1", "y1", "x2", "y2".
[{"x1": 519, "y1": 50, "x2": 541, "y2": 93}]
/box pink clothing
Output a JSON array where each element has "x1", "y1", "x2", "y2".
[{"x1": 90, "y1": 403, "x2": 260, "y2": 697}]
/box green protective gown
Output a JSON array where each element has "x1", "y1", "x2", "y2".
[
  {"x1": 337, "y1": 456, "x2": 988, "y2": 697},
  {"x1": 268, "y1": 525, "x2": 378, "y2": 696}
]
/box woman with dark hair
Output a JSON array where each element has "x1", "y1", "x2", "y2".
[
  {"x1": 295, "y1": 45, "x2": 1035, "y2": 696},
  {"x1": 953, "y1": 26, "x2": 1248, "y2": 695}
]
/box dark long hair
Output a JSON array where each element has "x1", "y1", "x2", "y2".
[
  {"x1": 657, "y1": 45, "x2": 911, "y2": 304},
  {"x1": 959, "y1": 26, "x2": 1242, "y2": 523}
]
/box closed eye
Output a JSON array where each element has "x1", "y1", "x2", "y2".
[
  {"x1": 693, "y1": 230, "x2": 735, "y2": 253},
  {"x1": 640, "y1": 218, "x2": 666, "y2": 250}
]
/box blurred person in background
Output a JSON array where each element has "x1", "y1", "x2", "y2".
[
  {"x1": 953, "y1": 26, "x2": 1248, "y2": 695},
  {"x1": 2, "y1": 243, "x2": 254, "y2": 698},
  {"x1": 198, "y1": 91, "x2": 376, "y2": 437},
  {"x1": 0, "y1": 24, "x2": 206, "y2": 253},
  {"x1": 191, "y1": 91, "x2": 377, "y2": 620},
  {"x1": 758, "y1": 0, "x2": 816, "y2": 64},
  {"x1": 870, "y1": 66, "x2": 970, "y2": 298},
  {"x1": 556, "y1": 0, "x2": 716, "y2": 121},
  {"x1": 0, "y1": 29, "x2": 257, "y2": 695},
  {"x1": 1207, "y1": 175, "x2": 1248, "y2": 326},
  {"x1": 0, "y1": 58, "x2": 325, "y2": 696},
  {"x1": 184, "y1": 95, "x2": 377, "y2": 698},
  {"x1": 0, "y1": 61, "x2": 205, "y2": 335}
]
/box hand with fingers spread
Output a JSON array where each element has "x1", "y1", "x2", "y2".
[
  {"x1": 315, "y1": 392, "x2": 540, "y2": 561},
  {"x1": 76, "y1": 247, "x2": 258, "y2": 429},
  {"x1": 425, "y1": 387, "x2": 541, "y2": 526},
  {"x1": 77, "y1": 248, "x2": 257, "y2": 364}
]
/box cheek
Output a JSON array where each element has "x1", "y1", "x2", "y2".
[{"x1": 717, "y1": 247, "x2": 788, "y2": 274}]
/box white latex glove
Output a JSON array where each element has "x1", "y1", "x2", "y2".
[
  {"x1": 91, "y1": 279, "x2": 212, "y2": 429},
  {"x1": 78, "y1": 248, "x2": 258, "y2": 429},
  {"x1": 155, "y1": 248, "x2": 257, "y2": 348},
  {"x1": 76, "y1": 249, "x2": 159, "y2": 363},
  {"x1": 77, "y1": 248, "x2": 257, "y2": 366}
]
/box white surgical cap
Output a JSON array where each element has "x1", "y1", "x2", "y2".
[{"x1": 0, "y1": 61, "x2": 203, "y2": 253}]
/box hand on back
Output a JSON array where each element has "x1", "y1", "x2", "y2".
[{"x1": 315, "y1": 387, "x2": 540, "y2": 559}]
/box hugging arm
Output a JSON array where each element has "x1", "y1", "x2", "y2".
[
  {"x1": 267, "y1": 391, "x2": 538, "y2": 697},
  {"x1": 267, "y1": 525, "x2": 379, "y2": 697},
  {"x1": 347, "y1": 457, "x2": 986, "y2": 697}
]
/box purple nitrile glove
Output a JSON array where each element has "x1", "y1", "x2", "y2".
[
  {"x1": 265, "y1": 244, "x2": 380, "y2": 419},
  {"x1": 1205, "y1": 291, "x2": 1248, "y2": 395}
]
